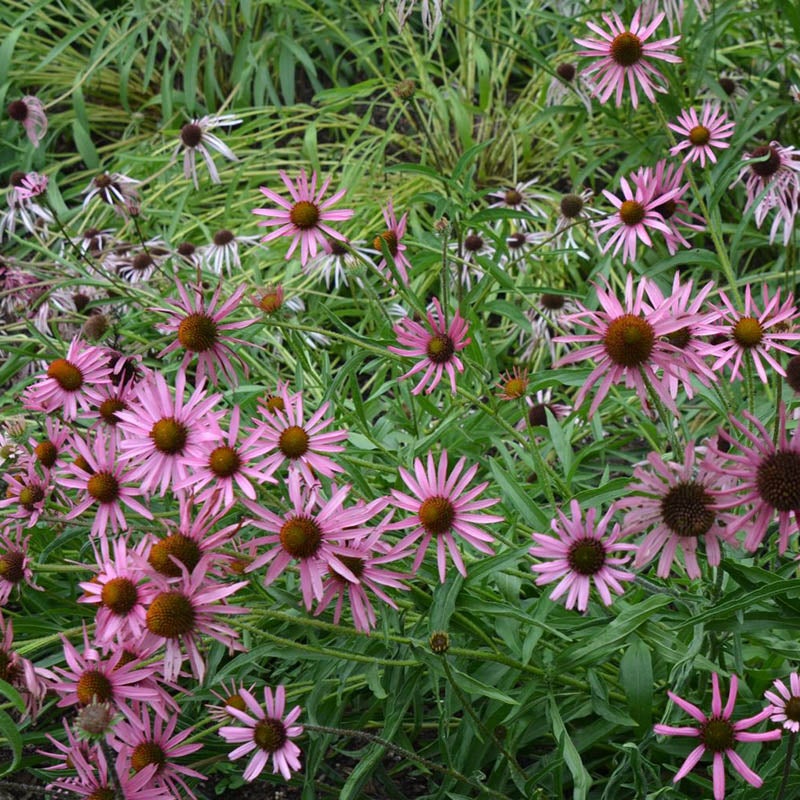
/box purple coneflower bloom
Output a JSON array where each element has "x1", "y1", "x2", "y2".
[
  {"x1": 389, "y1": 297, "x2": 470, "y2": 395},
  {"x1": 82, "y1": 171, "x2": 140, "y2": 212},
  {"x1": 220, "y1": 685, "x2": 303, "y2": 781},
  {"x1": 253, "y1": 169, "x2": 354, "y2": 266},
  {"x1": 116, "y1": 370, "x2": 223, "y2": 496},
  {"x1": 595, "y1": 168, "x2": 685, "y2": 263},
  {"x1": 143, "y1": 561, "x2": 248, "y2": 682},
  {"x1": 175, "y1": 114, "x2": 241, "y2": 188},
  {"x1": 0, "y1": 526, "x2": 37, "y2": 604},
  {"x1": 0, "y1": 460, "x2": 51, "y2": 528},
  {"x1": 575, "y1": 9, "x2": 681, "y2": 109},
  {"x1": 554, "y1": 273, "x2": 709, "y2": 417},
  {"x1": 208, "y1": 679, "x2": 259, "y2": 723},
  {"x1": 388, "y1": 450, "x2": 503, "y2": 582},
  {"x1": 202, "y1": 228, "x2": 259, "y2": 276},
  {"x1": 60, "y1": 430, "x2": 153, "y2": 537},
  {"x1": 654, "y1": 673, "x2": 780, "y2": 800},
  {"x1": 111, "y1": 703, "x2": 205, "y2": 799},
  {"x1": 23, "y1": 337, "x2": 111, "y2": 420},
  {"x1": 669, "y1": 103, "x2": 735, "y2": 167},
  {"x1": 707, "y1": 406, "x2": 800, "y2": 555},
  {"x1": 765, "y1": 673, "x2": 800, "y2": 733},
  {"x1": 736, "y1": 140, "x2": 800, "y2": 245},
  {"x1": 155, "y1": 281, "x2": 255, "y2": 386},
  {"x1": 696, "y1": 284, "x2": 800, "y2": 383},
  {"x1": 618, "y1": 442, "x2": 737, "y2": 578},
  {"x1": 530, "y1": 499, "x2": 635, "y2": 612},
  {"x1": 242, "y1": 471, "x2": 387, "y2": 609},
  {"x1": 373, "y1": 200, "x2": 411, "y2": 285},
  {"x1": 250, "y1": 385, "x2": 347, "y2": 484},
  {"x1": 487, "y1": 178, "x2": 550, "y2": 222},
  {"x1": 316, "y1": 526, "x2": 410, "y2": 633},
  {"x1": 0, "y1": 611, "x2": 52, "y2": 718},
  {"x1": 7, "y1": 96, "x2": 48, "y2": 146}
]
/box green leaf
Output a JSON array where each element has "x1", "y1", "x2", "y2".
[
  {"x1": 489, "y1": 460, "x2": 549, "y2": 529},
  {"x1": 445, "y1": 664, "x2": 518, "y2": 705},
  {"x1": 0, "y1": 707, "x2": 22, "y2": 776},
  {"x1": 72, "y1": 119, "x2": 99, "y2": 170},
  {"x1": 430, "y1": 573, "x2": 463, "y2": 631},
  {"x1": 549, "y1": 696, "x2": 592, "y2": 800},
  {"x1": 619, "y1": 637, "x2": 653, "y2": 729},
  {"x1": 0, "y1": 27, "x2": 23, "y2": 86},
  {"x1": 0, "y1": 678, "x2": 25, "y2": 713}
]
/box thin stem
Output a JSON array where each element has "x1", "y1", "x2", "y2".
[
  {"x1": 303, "y1": 722, "x2": 512, "y2": 799},
  {"x1": 778, "y1": 730, "x2": 797, "y2": 800},
  {"x1": 640, "y1": 367, "x2": 683, "y2": 461}
]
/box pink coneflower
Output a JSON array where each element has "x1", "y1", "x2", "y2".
[
  {"x1": 249, "y1": 385, "x2": 347, "y2": 484},
  {"x1": 155, "y1": 280, "x2": 255, "y2": 386},
  {"x1": 595, "y1": 169, "x2": 685, "y2": 263},
  {"x1": 146, "y1": 491, "x2": 240, "y2": 578},
  {"x1": 253, "y1": 169, "x2": 354, "y2": 266},
  {"x1": 638, "y1": 160, "x2": 704, "y2": 254},
  {"x1": 0, "y1": 460, "x2": 51, "y2": 528},
  {"x1": 496, "y1": 366, "x2": 530, "y2": 400},
  {"x1": 530, "y1": 499, "x2": 635, "y2": 612},
  {"x1": 654, "y1": 673, "x2": 781, "y2": 800},
  {"x1": 736, "y1": 140, "x2": 800, "y2": 245},
  {"x1": 219, "y1": 685, "x2": 303, "y2": 781},
  {"x1": 203, "y1": 228, "x2": 259, "y2": 276},
  {"x1": 696, "y1": 284, "x2": 800, "y2": 383},
  {"x1": 116, "y1": 370, "x2": 223, "y2": 496},
  {"x1": 23, "y1": 337, "x2": 111, "y2": 420},
  {"x1": 0, "y1": 610, "x2": 51, "y2": 718},
  {"x1": 389, "y1": 450, "x2": 503, "y2": 582},
  {"x1": 575, "y1": 9, "x2": 681, "y2": 109},
  {"x1": 617, "y1": 443, "x2": 737, "y2": 578},
  {"x1": 78, "y1": 536, "x2": 156, "y2": 645},
  {"x1": 0, "y1": 527, "x2": 37, "y2": 605},
  {"x1": 707, "y1": 407, "x2": 800, "y2": 555},
  {"x1": 208, "y1": 679, "x2": 258, "y2": 723},
  {"x1": 111, "y1": 703, "x2": 205, "y2": 799},
  {"x1": 12, "y1": 171, "x2": 48, "y2": 201},
  {"x1": 174, "y1": 405, "x2": 275, "y2": 508},
  {"x1": 82, "y1": 171, "x2": 140, "y2": 212},
  {"x1": 554, "y1": 273, "x2": 710, "y2": 417},
  {"x1": 143, "y1": 561, "x2": 248, "y2": 681},
  {"x1": 389, "y1": 297, "x2": 470, "y2": 395},
  {"x1": 60, "y1": 431, "x2": 153, "y2": 538},
  {"x1": 242, "y1": 471, "x2": 387, "y2": 609},
  {"x1": 316, "y1": 526, "x2": 410, "y2": 632},
  {"x1": 175, "y1": 114, "x2": 241, "y2": 188},
  {"x1": 7, "y1": 96, "x2": 48, "y2": 146},
  {"x1": 373, "y1": 200, "x2": 411, "y2": 285},
  {"x1": 0, "y1": 172, "x2": 53, "y2": 239},
  {"x1": 520, "y1": 389, "x2": 572, "y2": 431},
  {"x1": 51, "y1": 629, "x2": 170, "y2": 720},
  {"x1": 669, "y1": 103, "x2": 735, "y2": 167},
  {"x1": 487, "y1": 178, "x2": 550, "y2": 222},
  {"x1": 304, "y1": 237, "x2": 368, "y2": 290},
  {"x1": 765, "y1": 673, "x2": 800, "y2": 733}
]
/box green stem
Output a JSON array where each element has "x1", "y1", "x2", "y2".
[
  {"x1": 303, "y1": 722, "x2": 512, "y2": 799},
  {"x1": 640, "y1": 367, "x2": 683, "y2": 461},
  {"x1": 778, "y1": 730, "x2": 797, "y2": 800},
  {"x1": 440, "y1": 655, "x2": 528, "y2": 784}
]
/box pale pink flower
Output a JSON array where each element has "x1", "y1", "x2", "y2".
[
  {"x1": 7, "y1": 96, "x2": 48, "y2": 146},
  {"x1": 111, "y1": 703, "x2": 205, "y2": 799},
  {"x1": 175, "y1": 114, "x2": 241, "y2": 188},
  {"x1": 487, "y1": 178, "x2": 550, "y2": 222},
  {"x1": 0, "y1": 527, "x2": 36, "y2": 605},
  {"x1": 389, "y1": 450, "x2": 503, "y2": 582},
  {"x1": 618, "y1": 442, "x2": 737, "y2": 578},
  {"x1": 0, "y1": 460, "x2": 51, "y2": 528},
  {"x1": 249, "y1": 385, "x2": 347, "y2": 485},
  {"x1": 595, "y1": 168, "x2": 686, "y2": 262},
  {"x1": 202, "y1": 228, "x2": 259, "y2": 276},
  {"x1": 575, "y1": 9, "x2": 681, "y2": 109},
  {"x1": 12, "y1": 171, "x2": 48, "y2": 201},
  {"x1": 82, "y1": 171, "x2": 140, "y2": 212},
  {"x1": 0, "y1": 611, "x2": 52, "y2": 718},
  {"x1": 765, "y1": 673, "x2": 800, "y2": 733},
  {"x1": 316, "y1": 526, "x2": 410, "y2": 632},
  {"x1": 51, "y1": 628, "x2": 170, "y2": 721},
  {"x1": 60, "y1": 430, "x2": 153, "y2": 538},
  {"x1": 219, "y1": 685, "x2": 303, "y2": 781},
  {"x1": 530, "y1": 499, "x2": 635, "y2": 612},
  {"x1": 707, "y1": 406, "x2": 800, "y2": 555},
  {"x1": 116, "y1": 370, "x2": 223, "y2": 496},
  {"x1": 78, "y1": 536, "x2": 156, "y2": 645},
  {"x1": 31, "y1": 417, "x2": 71, "y2": 470},
  {"x1": 392, "y1": 0, "x2": 444, "y2": 38},
  {"x1": 696, "y1": 284, "x2": 800, "y2": 383},
  {"x1": 654, "y1": 673, "x2": 781, "y2": 800},
  {"x1": 242, "y1": 471, "x2": 388, "y2": 609},
  {"x1": 253, "y1": 169, "x2": 354, "y2": 266},
  {"x1": 736, "y1": 140, "x2": 800, "y2": 245},
  {"x1": 554, "y1": 273, "x2": 710, "y2": 417},
  {"x1": 155, "y1": 281, "x2": 254, "y2": 386},
  {"x1": 143, "y1": 561, "x2": 248, "y2": 682},
  {"x1": 389, "y1": 297, "x2": 470, "y2": 395},
  {"x1": 23, "y1": 337, "x2": 111, "y2": 420},
  {"x1": 373, "y1": 200, "x2": 411, "y2": 284},
  {"x1": 208, "y1": 679, "x2": 259, "y2": 723},
  {"x1": 174, "y1": 405, "x2": 276, "y2": 508},
  {"x1": 669, "y1": 103, "x2": 735, "y2": 167}
]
